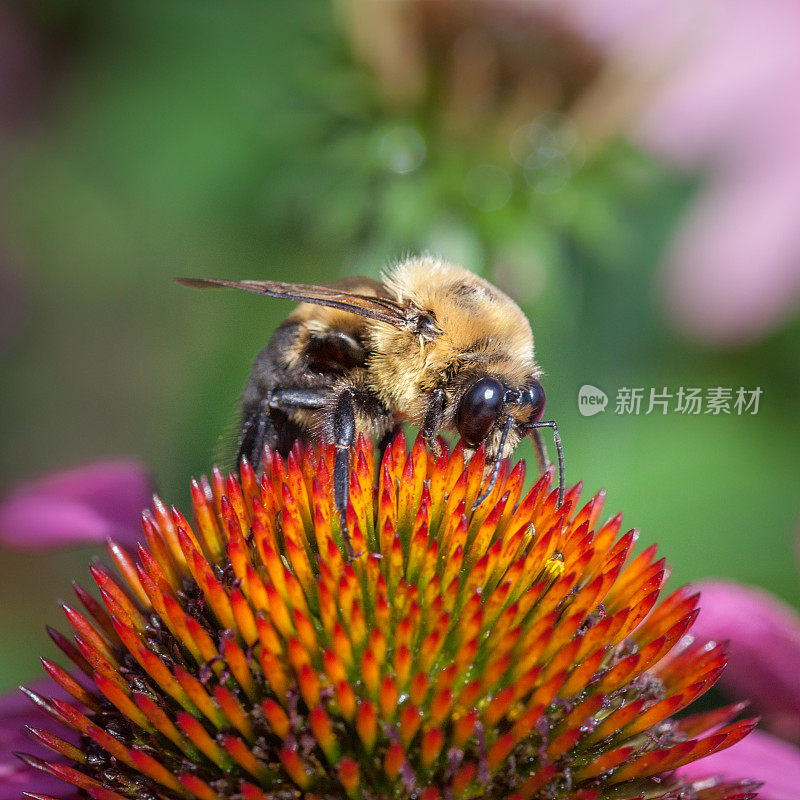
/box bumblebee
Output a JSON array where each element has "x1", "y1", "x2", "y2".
[{"x1": 180, "y1": 256, "x2": 564, "y2": 547}]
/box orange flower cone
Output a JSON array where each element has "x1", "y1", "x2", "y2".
[{"x1": 17, "y1": 433, "x2": 759, "y2": 799}]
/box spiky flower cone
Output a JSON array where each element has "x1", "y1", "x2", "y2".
[{"x1": 20, "y1": 433, "x2": 758, "y2": 800}]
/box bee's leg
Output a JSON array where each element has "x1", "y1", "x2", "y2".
[
  {"x1": 269, "y1": 388, "x2": 328, "y2": 411},
  {"x1": 421, "y1": 388, "x2": 446, "y2": 456},
  {"x1": 267, "y1": 385, "x2": 384, "y2": 558},
  {"x1": 526, "y1": 420, "x2": 565, "y2": 508},
  {"x1": 332, "y1": 389, "x2": 356, "y2": 558},
  {"x1": 237, "y1": 398, "x2": 278, "y2": 471}
]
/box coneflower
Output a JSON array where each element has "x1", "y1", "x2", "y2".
[{"x1": 17, "y1": 433, "x2": 758, "y2": 799}]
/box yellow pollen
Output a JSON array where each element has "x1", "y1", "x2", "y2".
[{"x1": 543, "y1": 552, "x2": 565, "y2": 581}]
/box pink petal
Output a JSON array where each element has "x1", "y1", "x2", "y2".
[
  {"x1": 634, "y1": 1, "x2": 800, "y2": 165},
  {"x1": 692, "y1": 580, "x2": 800, "y2": 741},
  {"x1": 0, "y1": 460, "x2": 153, "y2": 551},
  {"x1": 679, "y1": 728, "x2": 800, "y2": 800},
  {"x1": 660, "y1": 156, "x2": 800, "y2": 343},
  {"x1": 563, "y1": 0, "x2": 800, "y2": 343},
  {"x1": 557, "y1": 0, "x2": 682, "y2": 46},
  {"x1": 0, "y1": 680, "x2": 79, "y2": 799}
]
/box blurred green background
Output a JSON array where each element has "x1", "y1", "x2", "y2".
[{"x1": 0, "y1": 0, "x2": 798, "y2": 691}]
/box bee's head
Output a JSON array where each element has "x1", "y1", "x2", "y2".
[{"x1": 455, "y1": 376, "x2": 546, "y2": 448}]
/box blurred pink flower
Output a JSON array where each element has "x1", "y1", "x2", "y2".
[
  {"x1": 0, "y1": 679, "x2": 79, "y2": 800},
  {"x1": 340, "y1": 0, "x2": 800, "y2": 342},
  {"x1": 679, "y1": 728, "x2": 800, "y2": 800},
  {"x1": 0, "y1": 459, "x2": 150, "y2": 797},
  {"x1": 0, "y1": 460, "x2": 153, "y2": 551},
  {"x1": 673, "y1": 575, "x2": 800, "y2": 799},
  {"x1": 564, "y1": 0, "x2": 800, "y2": 343},
  {"x1": 689, "y1": 579, "x2": 800, "y2": 744}
]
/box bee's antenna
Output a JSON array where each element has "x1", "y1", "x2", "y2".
[
  {"x1": 525, "y1": 420, "x2": 565, "y2": 508},
  {"x1": 472, "y1": 415, "x2": 514, "y2": 510}
]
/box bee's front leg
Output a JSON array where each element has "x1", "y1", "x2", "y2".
[{"x1": 525, "y1": 420, "x2": 565, "y2": 508}]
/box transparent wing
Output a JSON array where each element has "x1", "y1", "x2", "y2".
[{"x1": 177, "y1": 277, "x2": 419, "y2": 330}]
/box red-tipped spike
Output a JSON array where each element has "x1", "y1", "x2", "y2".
[{"x1": 16, "y1": 437, "x2": 758, "y2": 800}]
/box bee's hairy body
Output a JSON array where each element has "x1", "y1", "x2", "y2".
[
  {"x1": 180, "y1": 255, "x2": 562, "y2": 548},
  {"x1": 241, "y1": 257, "x2": 539, "y2": 462}
]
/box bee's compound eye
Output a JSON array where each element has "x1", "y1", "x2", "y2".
[
  {"x1": 456, "y1": 377, "x2": 505, "y2": 446},
  {"x1": 523, "y1": 378, "x2": 546, "y2": 423}
]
